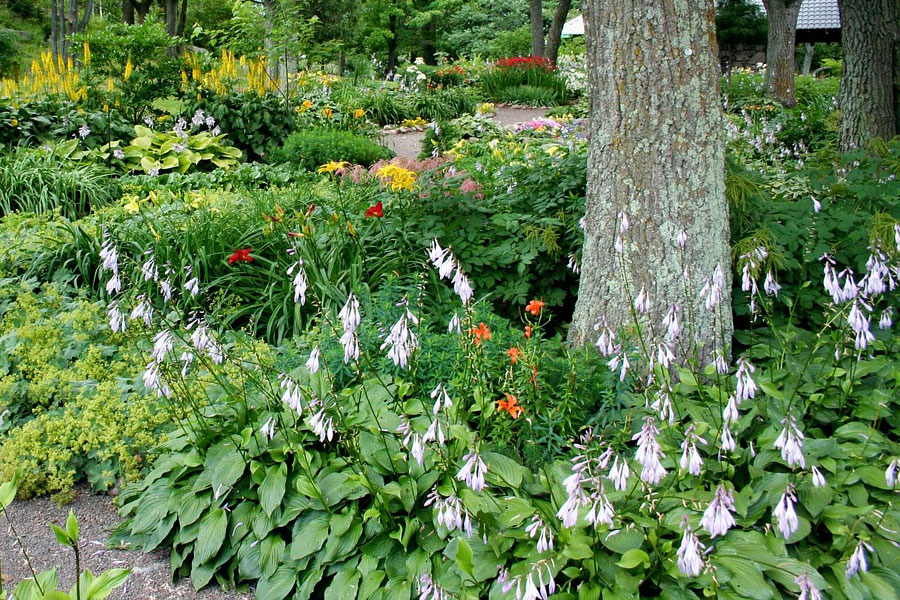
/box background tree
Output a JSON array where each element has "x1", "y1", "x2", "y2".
[
  {"x1": 838, "y1": 0, "x2": 898, "y2": 150},
  {"x1": 715, "y1": 0, "x2": 768, "y2": 71},
  {"x1": 570, "y1": 0, "x2": 732, "y2": 360},
  {"x1": 529, "y1": 0, "x2": 574, "y2": 63},
  {"x1": 761, "y1": 0, "x2": 802, "y2": 106}
]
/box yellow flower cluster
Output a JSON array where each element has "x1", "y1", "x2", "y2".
[
  {"x1": 375, "y1": 164, "x2": 417, "y2": 192},
  {"x1": 1, "y1": 51, "x2": 86, "y2": 101},
  {"x1": 185, "y1": 50, "x2": 278, "y2": 96}
]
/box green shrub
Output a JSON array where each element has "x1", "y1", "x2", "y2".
[
  {"x1": 273, "y1": 129, "x2": 393, "y2": 171},
  {"x1": 0, "y1": 147, "x2": 119, "y2": 218},
  {"x1": 116, "y1": 123, "x2": 242, "y2": 175}
]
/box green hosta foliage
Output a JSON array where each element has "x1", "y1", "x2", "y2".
[
  {"x1": 0, "y1": 282, "x2": 176, "y2": 500},
  {"x1": 185, "y1": 93, "x2": 298, "y2": 161},
  {"x1": 0, "y1": 100, "x2": 133, "y2": 148},
  {"x1": 119, "y1": 124, "x2": 242, "y2": 175}
]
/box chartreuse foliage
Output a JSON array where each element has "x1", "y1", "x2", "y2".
[{"x1": 0, "y1": 282, "x2": 177, "y2": 501}]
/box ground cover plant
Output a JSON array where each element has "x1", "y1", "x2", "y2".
[{"x1": 0, "y1": 32, "x2": 899, "y2": 600}]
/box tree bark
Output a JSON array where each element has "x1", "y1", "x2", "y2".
[
  {"x1": 800, "y1": 43, "x2": 814, "y2": 75},
  {"x1": 530, "y1": 0, "x2": 544, "y2": 57},
  {"x1": 544, "y1": 0, "x2": 572, "y2": 64},
  {"x1": 762, "y1": 0, "x2": 802, "y2": 107},
  {"x1": 177, "y1": 0, "x2": 188, "y2": 37},
  {"x1": 386, "y1": 13, "x2": 398, "y2": 75},
  {"x1": 838, "y1": 0, "x2": 898, "y2": 151},
  {"x1": 570, "y1": 0, "x2": 732, "y2": 365},
  {"x1": 123, "y1": 0, "x2": 134, "y2": 24},
  {"x1": 165, "y1": 0, "x2": 177, "y2": 36}
]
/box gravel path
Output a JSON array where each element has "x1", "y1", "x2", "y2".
[
  {"x1": 1, "y1": 487, "x2": 251, "y2": 599},
  {"x1": 383, "y1": 105, "x2": 548, "y2": 159}
]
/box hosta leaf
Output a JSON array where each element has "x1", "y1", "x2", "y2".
[
  {"x1": 260, "y1": 464, "x2": 287, "y2": 516},
  {"x1": 325, "y1": 569, "x2": 361, "y2": 600},
  {"x1": 255, "y1": 565, "x2": 296, "y2": 600},
  {"x1": 195, "y1": 508, "x2": 227, "y2": 565},
  {"x1": 289, "y1": 512, "x2": 329, "y2": 560}
]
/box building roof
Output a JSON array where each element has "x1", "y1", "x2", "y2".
[
  {"x1": 561, "y1": 14, "x2": 583, "y2": 37},
  {"x1": 752, "y1": 0, "x2": 841, "y2": 30}
]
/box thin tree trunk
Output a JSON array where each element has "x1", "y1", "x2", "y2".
[
  {"x1": 177, "y1": 0, "x2": 188, "y2": 37},
  {"x1": 544, "y1": 0, "x2": 572, "y2": 64},
  {"x1": 386, "y1": 13, "x2": 398, "y2": 75},
  {"x1": 50, "y1": 0, "x2": 59, "y2": 62},
  {"x1": 762, "y1": 0, "x2": 802, "y2": 107},
  {"x1": 123, "y1": 0, "x2": 134, "y2": 24},
  {"x1": 570, "y1": 0, "x2": 732, "y2": 365},
  {"x1": 800, "y1": 43, "x2": 814, "y2": 74},
  {"x1": 838, "y1": 0, "x2": 898, "y2": 150},
  {"x1": 530, "y1": 0, "x2": 544, "y2": 57},
  {"x1": 165, "y1": 0, "x2": 177, "y2": 36}
]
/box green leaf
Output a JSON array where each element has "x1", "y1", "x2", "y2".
[
  {"x1": 616, "y1": 549, "x2": 649, "y2": 569},
  {"x1": 0, "y1": 479, "x2": 17, "y2": 510},
  {"x1": 50, "y1": 523, "x2": 72, "y2": 547},
  {"x1": 601, "y1": 528, "x2": 644, "y2": 554},
  {"x1": 85, "y1": 568, "x2": 131, "y2": 600},
  {"x1": 325, "y1": 569, "x2": 361, "y2": 600},
  {"x1": 716, "y1": 556, "x2": 774, "y2": 600},
  {"x1": 260, "y1": 464, "x2": 287, "y2": 516},
  {"x1": 256, "y1": 565, "x2": 297, "y2": 600},
  {"x1": 195, "y1": 508, "x2": 227, "y2": 565},
  {"x1": 205, "y1": 442, "x2": 245, "y2": 493},
  {"x1": 563, "y1": 542, "x2": 594, "y2": 560},
  {"x1": 289, "y1": 512, "x2": 329, "y2": 560},
  {"x1": 456, "y1": 537, "x2": 474, "y2": 577},
  {"x1": 260, "y1": 534, "x2": 286, "y2": 578},
  {"x1": 483, "y1": 451, "x2": 527, "y2": 488},
  {"x1": 66, "y1": 510, "x2": 79, "y2": 543}
]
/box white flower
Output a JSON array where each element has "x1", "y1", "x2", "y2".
[
  {"x1": 525, "y1": 515, "x2": 554, "y2": 553},
  {"x1": 151, "y1": 329, "x2": 175, "y2": 362},
  {"x1": 608, "y1": 456, "x2": 630, "y2": 491},
  {"x1": 339, "y1": 329, "x2": 359, "y2": 363},
  {"x1": 811, "y1": 466, "x2": 827, "y2": 488},
  {"x1": 634, "y1": 287, "x2": 651, "y2": 314},
  {"x1": 308, "y1": 406, "x2": 334, "y2": 442},
  {"x1": 113, "y1": 148, "x2": 125, "y2": 160},
  {"x1": 723, "y1": 394, "x2": 740, "y2": 424},
  {"x1": 557, "y1": 471, "x2": 588, "y2": 528},
  {"x1": 699, "y1": 264, "x2": 726, "y2": 310},
  {"x1": 735, "y1": 357, "x2": 757, "y2": 402},
  {"x1": 205, "y1": 115, "x2": 216, "y2": 129},
  {"x1": 417, "y1": 572, "x2": 449, "y2": 600},
  {"x1": 764, "y1": 271, "x2": 781, "y2": 296},
  {"x1": 288, "y1": 258, "x2": 307, "y2": 305},
  {"x1": 381, "y1": 309, "x2": 419, "y2": 368},
  {"x1": 78, "y1": 124, "x2": 90, "y2": 139},
  {"x1": 107, "y1": 301, "x2": 126, "y2": 333},
  {"x1": 430, "y1": 383, "x2": 453, "y2": 414},
  {"x1": 774, "y1": 415, "x2": 806, "y2": 469},
  {"x1": 105, "y1": 272, "x2": 121, "y2": 295},
  {"x1": 845, "y1": 540, "x2": 871, "y2": 579},
  {"x1": 676, "y1": 522, "x2": 705, "y2": 576},
  {"x1": 651, "y1": 389, "x2": 675, "y2": 425},
  {"x1": 700, "y1": 485, "x2": 736, "y2": 538},
  {"x1": 663, "y1": 305, "x2": 681, "y2": 340},
  {"x1": 677, "y1": 230, "x2": 687, "y2": 248},
  {"x1": 338, "y1": 293, "x2": 360, "y2": 332},
  {"x1": 713, "y1": 351, "x2": 729, "y2": 374},
  {"x1": 633, "y1": 416, "x2": 667, "y2": 486},
  {"x1": 428, "y1": 240, "x2": 455, "y2": 279},
  {"x1": 456, "y1": 451, "x2": 488, "y2": 492},
  {"x1": 422, "y1": 417, "x2": 445, "y2": 445},
  {"x1": 305, "y1": 345, "x2": 320, "y2": 374},
  {"x1": 279, "y1": 374, "x2": 303, "y2": 415},
  {"x1": 452, "y1": 267, "x2": 473, "y2": 305},
  {"x1": 179, "y1": 351, "x2": 193, "y2": 377},
  {"x1": 879, "y1": 307, "x2": 893, "y2": 330},
  {"x1": 448, "y1": 312, "x2": 461, "y2": 334},
  {"x1": 772, "y1": 484, "x2": 799, "y2": 539},
  {"x1": 720, "y1": 424, "x2": 737, "y2": 452},
  {"x1": 130, "y1": 295, "x2": 153, "y2": 325},
  {"x1": 398, "y1": 418, "x2": 425, "y2": 467},
  {"x1": 425, "y1": 489, "x2": 473, "y2": 537},
  {"x1": 260, "y1": 417, "x2": 276, "y2": 440},
  {"x1": 141, "y1": 252, "x2": 157, "y2": 282},
  {"x1": 159, "y1": 278, "x2": 173, "y2": 303},
  {"x1": 584, "y1": 489, "x2": 614, "y2": 528},
  {"x1": 185, "y1": 276, "x2": 200, "y2": 297}
]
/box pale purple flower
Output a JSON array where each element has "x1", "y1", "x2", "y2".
[
  {"x1": 594, "y1": 318, "x2": 619, "y2": 356},
  {"x1": 338, "y1": 293, "x2": 360, "y2": 332},
  {"x1": 699, "y1": 264, "x2": 726, "y2": 310},
  {"x1": 633, "y1": 416, "x2": 667, "y2": 486},
  {"x1": 679, "y1": 426, "x2": 707, "y2": 476},
  {"x1": 452, "y1": 267, "x2": 474, "y2": 305},
  {"x1": 845, "y1": 541, "x2": 871, "y2": 579},
  {"x1": 130, "y1": 295, "x2": 153, "y2": 325},
  {"x1": 700, "y1": 485, "x2": 736, "y2": 538},
  {"x1": 635, "y1": 287, "x2": 651, "y2": 314},
  {"x1": 663, "y1": 305, "x2": 681, "y2": 340},
  {"x1": 179, "y1": 351, "x2": 193, "y2": 377},
  {"x1": 723, "y1": 394, "x2": 740, "y2": 424},
  {"x1": 557, "y1": 471, "x2": 589, "y2": 528},
  {"x1": 448, "y1": 312, "x2": 461, "y2": 334},
  {"x1": 764, "y1": 271, "x2": 781, "y2": 296},
  {"x1": 417, "y1": 572, "x2": 449, "y2": 600},
  {"x1": 796, "y1": 572, "x2": 823, "y2": 600},
  {"x1": 425, "y1": 489, "x2": 473, "y2": 536},
  {"x1": 608, "y1": 352, "x2": 630, "y2": 382},
  {"x1": 720, "y1": 424, "x2": 737, "y2": 453},
  {"x1": 430, "y1": 383, "x2": 452, "y2": 414},
  {"x1": 456, "y1": 451, "x2": 488, "y2": 492},
  {"x1": 339, "y1": 329, "x2": 359, "y2": 363},
  {"x1": 398, "y1": 418, "x2": 425, "y2": 467},
  {"x1": 502, "y1": 560, "x2": 556, "y2": 600},
  {"x1": 847, "y1": 300, "x2": 874, "y2": 350},
  {"x1": 735, "y1": 357, "x2": 757, "y2": 402},
  {"x1": 422, "y1": 417, "x2": 445, "y2": 445},
  {"x1": 78, "y1": 124, "x2": 90, "y2": 139},
  {"x1": 713, "y1": 351, "x2": 729, "y2": 374},
  {"x1": 886, "y1": 458, "x2": 899, "y2": 487},
  {"x1": 879, "y1": 307, "x2": 893, "y2": 330},
  {"x1": 151, "y1": 329, "x2": 175, "y2": 362},
  {"x1": 773, "y1": 484, "x2": 799, "y2": 539},
  {"x1": 584, "y1": 489, "x2": 614, "y2": 528},
  {"x1": 140, "y1": 252, "x2": 157, "y2": 282},
  {"x1": 677, "y1": 521, "x2": 705, "y2": 576},
  {"x1": 260, "y1": 416, "x2": 276, "y2": 440},
  {"x1": 774, "y1": 416, "x2": 806, "y2": 469},
  {"x1": 113, "y1": 148, "x2": 125, "y2": 160},
  {"x1": 651, "y1": 389, "x2": 675, "y2": 425},
  {"x1": 677, "y1": 230, "x2": 687, "y2": 249},
  {"x1": 99, "y1": 232, "x2": 118, "y2": 273},
  {"x1": 618, "y1": 211, "x2": 630, "y2": 232}
]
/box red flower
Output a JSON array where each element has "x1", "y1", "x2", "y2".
[
  {"x1": 365, "y1": 201, "x2": 384, "y2": 218},
  {"x1": 469, "y1": 322, "x2": 491, "y2": 345},
  {"x1": 228, "y1": 248, "x2": 253, "y2": 265},
  {"x1": 524, "y1": 325, "x2": 532, "y2": 339},
  {"x1": 525, "y1": 299, "x2": 545, "y2": 316},
  {"x1": 507, "y1": 347, "x2": 522, "y2": 364}
]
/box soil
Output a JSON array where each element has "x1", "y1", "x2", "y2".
[
  {"x1": 0, "y1": 487, "x2": 251, "y2": 599},
  {"x1": 382, "y1": 105, "x2": 548, "y2": 159}
]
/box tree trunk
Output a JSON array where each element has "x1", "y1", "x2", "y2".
[
  {"x1": 386, "y1": 13, "x2": 398, "y2": 75},
  {"x1": 50, "y1": 0, "x2": 60, "y2": 62},
  {"x1": 570, "y1": 0, "x2": 732, "y2": 365},
  {"x1": 544, "y1": 0, "x2": 572, "y2": 64},
  {"x1": 165, "y1": 0, "x2": 177, "y2": 36},
  {"x1": 800, "y1": 43, "x2": 814, "y2": 75},
  {"x1": 177, "y1": 0, "x2": 188, "y2": 37},
  {"x1": 762, "y1": 0, "x2": 802, "y2": 107},
  {"x1": 123, "y1": 0, "x2": 134, "y2": 24},
  {"x1": 838, "y1": 0, "x2": 898, "y2": 151},
  {"x1": 530, "y1": 0, "x2": 544, "y2": 57}
]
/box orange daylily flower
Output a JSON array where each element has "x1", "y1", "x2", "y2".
[
  {"x1": 469, "y1": 322, "x2": 491, "y2": 345},
  {"x1": 525, "y1": 299, "x2": 545, "y2": 316},
  {"x1": 524, "y1": 324, "x2": 532, "y2": 339},
  {"x1": 496, "y1": 393, "x2": 524, "y2": 418},
  {"x1": 506, "y1": 347, "x2": 522, "y2": 364}
]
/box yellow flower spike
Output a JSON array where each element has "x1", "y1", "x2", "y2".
[
  {"x1": 83, "y1": 41, "x2": 91, "y2": 66},
  {"x1": 346, "y1": 221, "x2": 356, "y2": 236},
  {"x1": 106, "y1": 78, "x2": 114, "y2": 92},
  {"x1": 124, "y1": 57, "x2": 133, "y2": 81}
]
